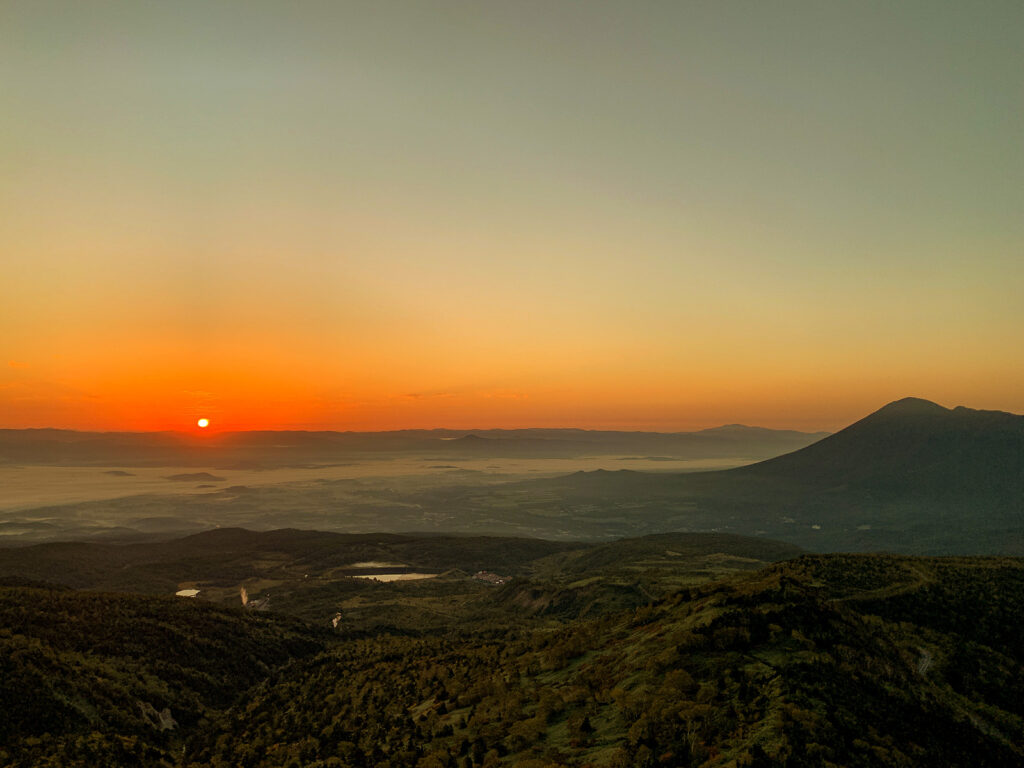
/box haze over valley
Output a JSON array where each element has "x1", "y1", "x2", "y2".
[
  {"x1": 0, "y1": 422, "x2": 827, "y2": 544},
  {"x1": 2, "y1": 398, "x2": 1021, "y2": 557}
]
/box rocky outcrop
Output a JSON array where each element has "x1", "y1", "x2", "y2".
[{"x1": 137, "y1": 701, "x2": 177, "y2": 731}]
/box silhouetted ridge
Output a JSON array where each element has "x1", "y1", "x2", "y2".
[
  {"x1": 733, "y1": 398, "x2": 1024, "y2": 494},
  {"x1": 871, "y1": 396, "x2": 951, "y2": 417}
]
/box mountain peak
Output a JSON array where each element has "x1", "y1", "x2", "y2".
[
  {"x1": 871, "y1": 397, "x2": 949, "y2": 417},
  {"x1": 738, "y1": 396, "x2": 1023, "y2": 492}
]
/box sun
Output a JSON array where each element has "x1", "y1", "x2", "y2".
[{"x1": 197, "y1": 418, "x2": 210, "y2": 429}]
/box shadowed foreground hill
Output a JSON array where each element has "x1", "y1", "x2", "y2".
[
  {"x1": 523, "y1": 398, "x2": 1024, "y2": 554},
  {"x1": 3, "y1": 554, "x2": 1022, "y2": 767},
  {"x1": 181, "y1": 554, "x2": 1024, "y2": 768},
  {"x1": 0, "y1": 586, "x2": 329, "y2": 767}
]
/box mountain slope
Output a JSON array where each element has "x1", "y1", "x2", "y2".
[
  {"x1": 181, "y1": 554, "x2": 1024, "y2": 768},
  {"x1": 733, "y1": 397, "x2": 1024, "y2": 492},
  {"x1": 513, "y1": 399, "x2": 1024, "y2": 554}
]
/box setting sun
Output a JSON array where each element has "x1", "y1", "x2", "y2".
[{"x1": 197, "y1": 418, "x2": 209, "y2": 429}]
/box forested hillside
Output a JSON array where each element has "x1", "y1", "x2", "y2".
[
  {"x1": 0, "y1": 586, "x2": 329, "y2": 767},
  {"x1": 2, "y1": 553, "x2": 1022, "y2": 767}
]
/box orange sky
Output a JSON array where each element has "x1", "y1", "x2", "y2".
[{"x1": 2, "y1": 3, "x2": 1022, "y2": 433}]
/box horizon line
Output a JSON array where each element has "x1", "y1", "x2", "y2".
[{"x1": 0, "y1": 423, "x2": 835, "y2": 436}]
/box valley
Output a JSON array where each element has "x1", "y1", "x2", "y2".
[
  {"x1": 2, "y1": 398, "x2": 1022, "y2": 766},
  {"x1": 2, "y1": 399, "x2": 1020, "y2": 555}
]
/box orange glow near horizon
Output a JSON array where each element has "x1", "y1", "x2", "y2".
[
  {"x1": 2, "y1": 3, "x2": 1022, "y2": 435},
  {"x1": 3, "y1": 346, "x2": 1022, "y2": 434}
]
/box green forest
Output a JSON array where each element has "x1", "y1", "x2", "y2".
[{"x1": 2, "y1": 549, "x2": 1022, "y2": 767}]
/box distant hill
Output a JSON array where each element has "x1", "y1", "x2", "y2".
[
  {"x1": 0, "y1": 528, "x2": 799, "y2": 628},
  {"x1": 715, "y1": 397, "x2": 1024, "y2": 551},
  {"x1": 0, "y1": 528, "x2": 580, "y2": 596},
  {"x1": 734, "y1": 397, "x2": 1024, "y2": 491},
  {"x1": 513, "y1": 398, "x2": 1024, "y2": 554},
  {"x1": 164, "y1": 471, "x2": 226, "y2": 482}
]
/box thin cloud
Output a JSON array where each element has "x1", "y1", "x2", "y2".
[
  {"x1": 403, "y1": 391, "x2": 455, "y2": 400},
  {"x1": 482, "y1": 390, "x2": 529, "y2": 400}
]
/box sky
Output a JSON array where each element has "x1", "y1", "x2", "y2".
[{"x1": 2, "y1": 1, "x2": 1022, "y2": 432}]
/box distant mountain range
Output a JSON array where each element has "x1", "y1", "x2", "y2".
[
  {"x1": 0, "y1": 424, "x2": 829, "y2": 466},
  {"x1": 528, "y1": 397, "x2": 1024, "y2": 554}
]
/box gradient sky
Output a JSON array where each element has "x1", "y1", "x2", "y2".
[{"x1": 2, "y1": 1, "x2": 1022, "y2": 432}]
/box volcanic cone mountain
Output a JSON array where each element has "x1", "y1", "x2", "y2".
[{"x1": 532, "y1": 398, "x2": 1024, "y2": 554}]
